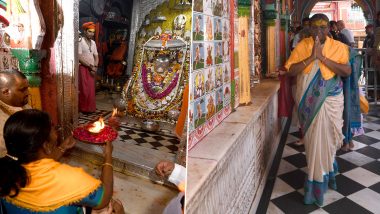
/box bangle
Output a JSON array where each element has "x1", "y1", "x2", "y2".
[
  {"x1": 102, "y1": 163, "x2": 113, "y2": 169},
  {"x1": 302, "y1": 60, "x2": 307, "y2": 66},
  {"x1": 58, "y1": 146, "x2": 65, "y2": 153}
]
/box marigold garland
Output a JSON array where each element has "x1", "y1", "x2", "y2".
[{"x1": 141, "y1": 64, "x2": 179, "y2": 99}]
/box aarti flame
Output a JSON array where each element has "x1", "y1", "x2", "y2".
[
  {"x1": 111, "y1": 108, "x2": 118, "y2": 117},
  {"x1": 88, "y1": 117, "x2": 105, "y2": 133}
]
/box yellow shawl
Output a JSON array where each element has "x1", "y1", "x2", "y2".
[
  {"x1": 5, "y1": 158, "x2": 101, "y2": 212},
  {"x1": 285, "y1": 37, "x2": 349, "y2": 80}
]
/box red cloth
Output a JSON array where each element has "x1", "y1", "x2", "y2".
[
  {"x1": 278, "y1": 75, "x2": 295, "y2": 117},
  {"x1": 78, "y1": 65, "x2": 96, "y2": 113},
  {"x1": 107, "y1": 62, "x2": 124, "y2": 77},
  {"x1": 110, "y1": 42, "x2": 127, "y2": 61}
]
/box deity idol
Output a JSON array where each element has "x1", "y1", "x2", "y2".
[
  {"x1": 206, "y1": 44, "x2": 213, "y2": 66},
  {"x1": 195, "y1": 15, "x2": 201, "y2": 37},
  {"x1": 206, "y1": 16, "x2": 213, "y2": 40},
  {"x1": 195, "y1": 72, "x2": 204, "y2": 98},
  {"x1": 195, "y1": 45, "x2": 200, "y2": 67},
  {"x1": 206, "y1": 95, "x2": 215, "y2": 119},
  {"x1": 151, "y1": 55, "x2": 170, "y2": 86},
  {"x1": 205, "y1": 69, "x2": 213, "y2": 92}
]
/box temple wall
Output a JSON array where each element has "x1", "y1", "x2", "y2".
[{"x1": 186, "y1": 80, "x2": 285, "y2": 213}]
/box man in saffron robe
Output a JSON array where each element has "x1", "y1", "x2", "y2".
[
  {"x1": 78, "y1": 22, "x2": 98, "y2": 113},
  {"x1": 282, "y1": 14, "x2": 351, "y2": 206}
]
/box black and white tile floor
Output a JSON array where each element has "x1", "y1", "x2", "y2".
[
  {"x1": 260, "y1": 105, "x2": 380, "y2": 214},
  {"x1": 78, "y1": 110, "x2": 179, "y2": 154},
  {"x1": 78, "y1": 110, "x2": 112, "y2": 125}
]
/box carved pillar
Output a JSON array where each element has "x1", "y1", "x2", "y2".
[
  {"x1": 280, "y1": 2, "x2": 290, "y2": 61},
  {"x1": 54, "y1": 0, "x2": 79, "y2": 139},
  {"x1": 264, "y1": 3, "x2": 278, "y2": 75},
  {"x1": 238, "y1": 0, "x2": 251, "y2": 105}
]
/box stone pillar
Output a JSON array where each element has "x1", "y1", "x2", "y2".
[
  {"x1": 280, "y1": 5, "x2": 291, "y2": 60},
  {"x1": 54, "y1": 0, "x2": 79, "y2": 139},
  {"x1": 264, "y1": 3, "x2": 278, "y2": 75},
  {"x1": 238, "y1": 1, "x2": 251, "y2": 105}
]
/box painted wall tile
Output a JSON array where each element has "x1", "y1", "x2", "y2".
[
  {"x1": 204, "y1": 42, "x2": 214, "y2": 67},
  {"x1": 192, "y1": 43, "x2": 204, "y2": 70},
  {"x1": 193, "y1": 70, "x2": 205, "y2": 100},
  {"x1": 194, "y1": 97, "x2": 206, "y2": 128},
  {"x1": 193, "y1": 14, "x2": 204, "y2": 41}
]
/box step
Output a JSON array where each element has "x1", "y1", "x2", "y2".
[
  {"x1": 70, "y1": 139, "x2": 176, "y2": 180},
  {"x1": 62, "y1": 155, "x2": 179, "y2": 214}
]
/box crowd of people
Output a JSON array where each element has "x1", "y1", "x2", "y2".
[{"x1": 280, "y1": 12, "x2": 379, "y2": 207}]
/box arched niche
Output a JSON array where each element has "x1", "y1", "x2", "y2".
[{"x1": 301, "y1": 0, "x2": 375, "y2": 21}]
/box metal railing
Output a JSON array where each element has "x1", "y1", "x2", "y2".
[{"x1": 355, "y1": 48, "x2": 379, "y2": 105}]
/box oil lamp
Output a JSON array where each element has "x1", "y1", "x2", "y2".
[{"x1": 88, "y1": 117, "x2": 105, "y2": 133}]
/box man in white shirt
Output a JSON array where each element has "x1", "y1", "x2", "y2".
[
  {"x1": 292, "y1": 17, "x2": 311, "y2": 49},
  {"x1": 337, "y1": 20, "x2": 355, "y2": 46},
  {"x1": 155, "y1": 160, "x2": 186, "y2": 214},
  {"x1": 78, "y1": 22, "x2": 98, "y2": 113}
]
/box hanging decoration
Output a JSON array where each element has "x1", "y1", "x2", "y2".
[{"x1": 253, "y1": 0, "x2": 263, "y2": 82}]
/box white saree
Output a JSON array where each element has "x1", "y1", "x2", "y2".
[{"x1": 295, "y1": 60, "x2": 345, "y2": 205}]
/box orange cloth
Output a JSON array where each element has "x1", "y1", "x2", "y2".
[
  {"x1": 359, "y1": 95, "x2": 369, "y2": 114},
  {"x1": 175, "y1": 84, "x2": 189, "y2": 139},
  {"x1": 285, "y1": 37, "x2": 349, "y2": 80},
  {"x1": 6, "y1": 158, "x2": 101, "y2": 212},
  {"x1": 82, "y1": 22, "x2": 96, "y2": 30},
  {"x1": 110, "y1": 42, "x2": 128, "y2": 61}
]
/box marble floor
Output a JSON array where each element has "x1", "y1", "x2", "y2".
[
  {"x1": 258, "y1": 104, "x2": 380, "y2": 214},
  {"x1": 78, "y1": 109, "x2": 180, "y2": 154},
  {"x1": 93, "y1": 91, "x2": 180, "y2": 154}
]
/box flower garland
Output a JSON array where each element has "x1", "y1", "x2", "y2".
[{"x1": 142, "y1": 64, "x2": 179, "y2": 100}]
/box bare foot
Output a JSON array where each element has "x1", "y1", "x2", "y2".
[
  {"x1": 341, "y1": 144, "x2": 349, "y2": 152},
  {"x1": 349, "y1": 141, "x2": 355, "y2": 150}
]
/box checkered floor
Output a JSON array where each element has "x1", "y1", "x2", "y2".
[
  {"x1": 264, "y1": 105, "x2": 380, "y2": 214},
  {"x1": 78, "y1": 110, "x2": 112, "y2": 125},
  {"x1": 78, "y1": 110, "x2": 180, "y2": 154}
]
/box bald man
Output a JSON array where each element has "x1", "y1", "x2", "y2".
[
  {"x1": 0, "y1": 70, "x2": 30, "y2": 157},
  {"x1": 337, "y1": 20, "x2": 355, "y2": 46}
]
